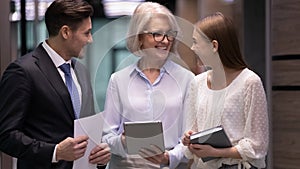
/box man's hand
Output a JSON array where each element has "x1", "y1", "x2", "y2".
[
  {"x1": 89, "y1": 143, "x2": 111, "y2": 165},
  {"x1": 138, "y1": 145, "x2": 169, "y2": 165},
  {"x1": 56, "y1": 135, "x2": 89, "y2": 161}
]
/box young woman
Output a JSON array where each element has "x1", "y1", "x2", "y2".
[{"x1": 182, "y1": 12, "x2": 269, "y2": 169}]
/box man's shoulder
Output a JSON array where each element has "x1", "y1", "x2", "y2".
[{"x1": 17, "y1": 44, "x2": 45, "y2": 64}]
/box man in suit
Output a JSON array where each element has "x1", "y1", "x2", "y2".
[{"x1": 0, "y1": 0, "x2": 110, "y2": 169}]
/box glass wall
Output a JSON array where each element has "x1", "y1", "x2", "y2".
[{"x1": 83, "y1": 17, "x2": 138, "y2": 112}]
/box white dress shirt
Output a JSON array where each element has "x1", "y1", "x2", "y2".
[{"x1": 42, "y1": 40, "x2": 82, "y2": 162}]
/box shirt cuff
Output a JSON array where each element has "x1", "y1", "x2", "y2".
[
  {"x1": 183, "y1": 146, "x2": 193, "y2": 159},
  {"x1": 165, "y1": 145, "x2": 188, "y2": 169},
  {"x1": 52, "y1": 145, "x2": 58, "y2": 163},
  {"x1": 103, "y1": 134, "x2": 127, "y2": 157},
  {"x1": 115, "y1": 134, "x2": 127, "y2": 157},
  {"x1": 235, "y1": 144, "x2": 247, "y2": 161}
]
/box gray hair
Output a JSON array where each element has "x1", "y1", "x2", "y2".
[{"x1": 126, "y1": 2, "x2": 180, "y2": 57}]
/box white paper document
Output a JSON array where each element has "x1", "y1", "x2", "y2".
[{"x1": 73, "y1": 113, "x2": 104, "y2": 169}]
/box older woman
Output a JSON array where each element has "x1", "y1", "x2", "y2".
[{"x1": 102, "y1": 2, "x2": 194, "y2": 169}]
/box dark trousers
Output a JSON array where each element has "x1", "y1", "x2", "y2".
[
  {"x1": 219, "y1": 164, "x2": 258, "y2": 169},
  {"x1": 97, "y1": 165, "x2": 107, "y2": 169}
]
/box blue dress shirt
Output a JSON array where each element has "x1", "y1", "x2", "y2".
[{"x1": 102, "y1": 59, "x2": 194, "y2": 168}]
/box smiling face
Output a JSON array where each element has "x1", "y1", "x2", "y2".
[
  {"x1": 66, "y1": 17, "x2": 93, "y2": 58},
  {"x1": 139, "y1": 15, "x2": 174, "y2": 64},
  {"x1": 191, "y1": 29, "x2": 215, "y2": 67}
]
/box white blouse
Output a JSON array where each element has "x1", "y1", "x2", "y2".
[
  {"x1": 184, "y1": 68, "x2": 269, "y2": 169},
  {"x1": 102, "y1": 60, "x2": 195, "y2": 168}
]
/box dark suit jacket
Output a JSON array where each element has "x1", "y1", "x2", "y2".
[{"x1": 0, "y1": 44, "x2": 95, "y2": 169}]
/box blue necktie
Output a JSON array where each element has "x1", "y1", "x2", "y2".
[{"x1": 59, "y1": 63, "x2": 81, "y2": 119}]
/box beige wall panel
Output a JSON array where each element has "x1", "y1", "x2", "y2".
[
  {"x1": 272, "y1": 91, "x2": 300, "y2": 168},
  {"x1": 271, "y1": 0, "x2": 300, "y2": 168},
  {"x1": 272, "y1": 60, "x2": 300, "y2": 86},
  {"x1": 273, "y1": 131, "x2": 300, "y2": 169},
  {"x1": 272, "y1": 0, "x2": 300, "y2": 55},
  {"x1": 272, "y1": 91, "x2": 300, "y2": 129}
]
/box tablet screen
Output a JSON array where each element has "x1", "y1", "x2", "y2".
[{"x1": 123, "y1": 121, "x2": 165, "y2": 155}]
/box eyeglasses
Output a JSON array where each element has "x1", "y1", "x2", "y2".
[{"x1": 144, "y1": 31, "x2": 177, "y2": 42}]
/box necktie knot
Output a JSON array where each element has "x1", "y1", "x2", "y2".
[{"x1": 59, "y1": 63, "x2": 71, "y2": 75}]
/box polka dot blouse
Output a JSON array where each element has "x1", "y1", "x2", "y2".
[{"x1": 184, "y1": 68, "x2": 269, "y2": 169}]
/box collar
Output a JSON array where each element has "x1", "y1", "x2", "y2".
[
  {"x1": 129, "y1": 59, "x2": 172, "y2": 77},
  {"x1": 42, "y1": 40, "x2": 72, "y2": 67}
]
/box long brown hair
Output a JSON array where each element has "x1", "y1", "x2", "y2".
[{"x1": 195, "y1": 12, "x2": 247, "y2": 69}]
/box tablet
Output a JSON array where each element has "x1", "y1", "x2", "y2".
[{"x1": 123, "y1": 121, "x2": 165, "y2": 155}]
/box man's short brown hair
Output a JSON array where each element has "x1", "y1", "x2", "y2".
[{"x1": 45, "y1": 0, "x2": 93, "y2": 37}]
